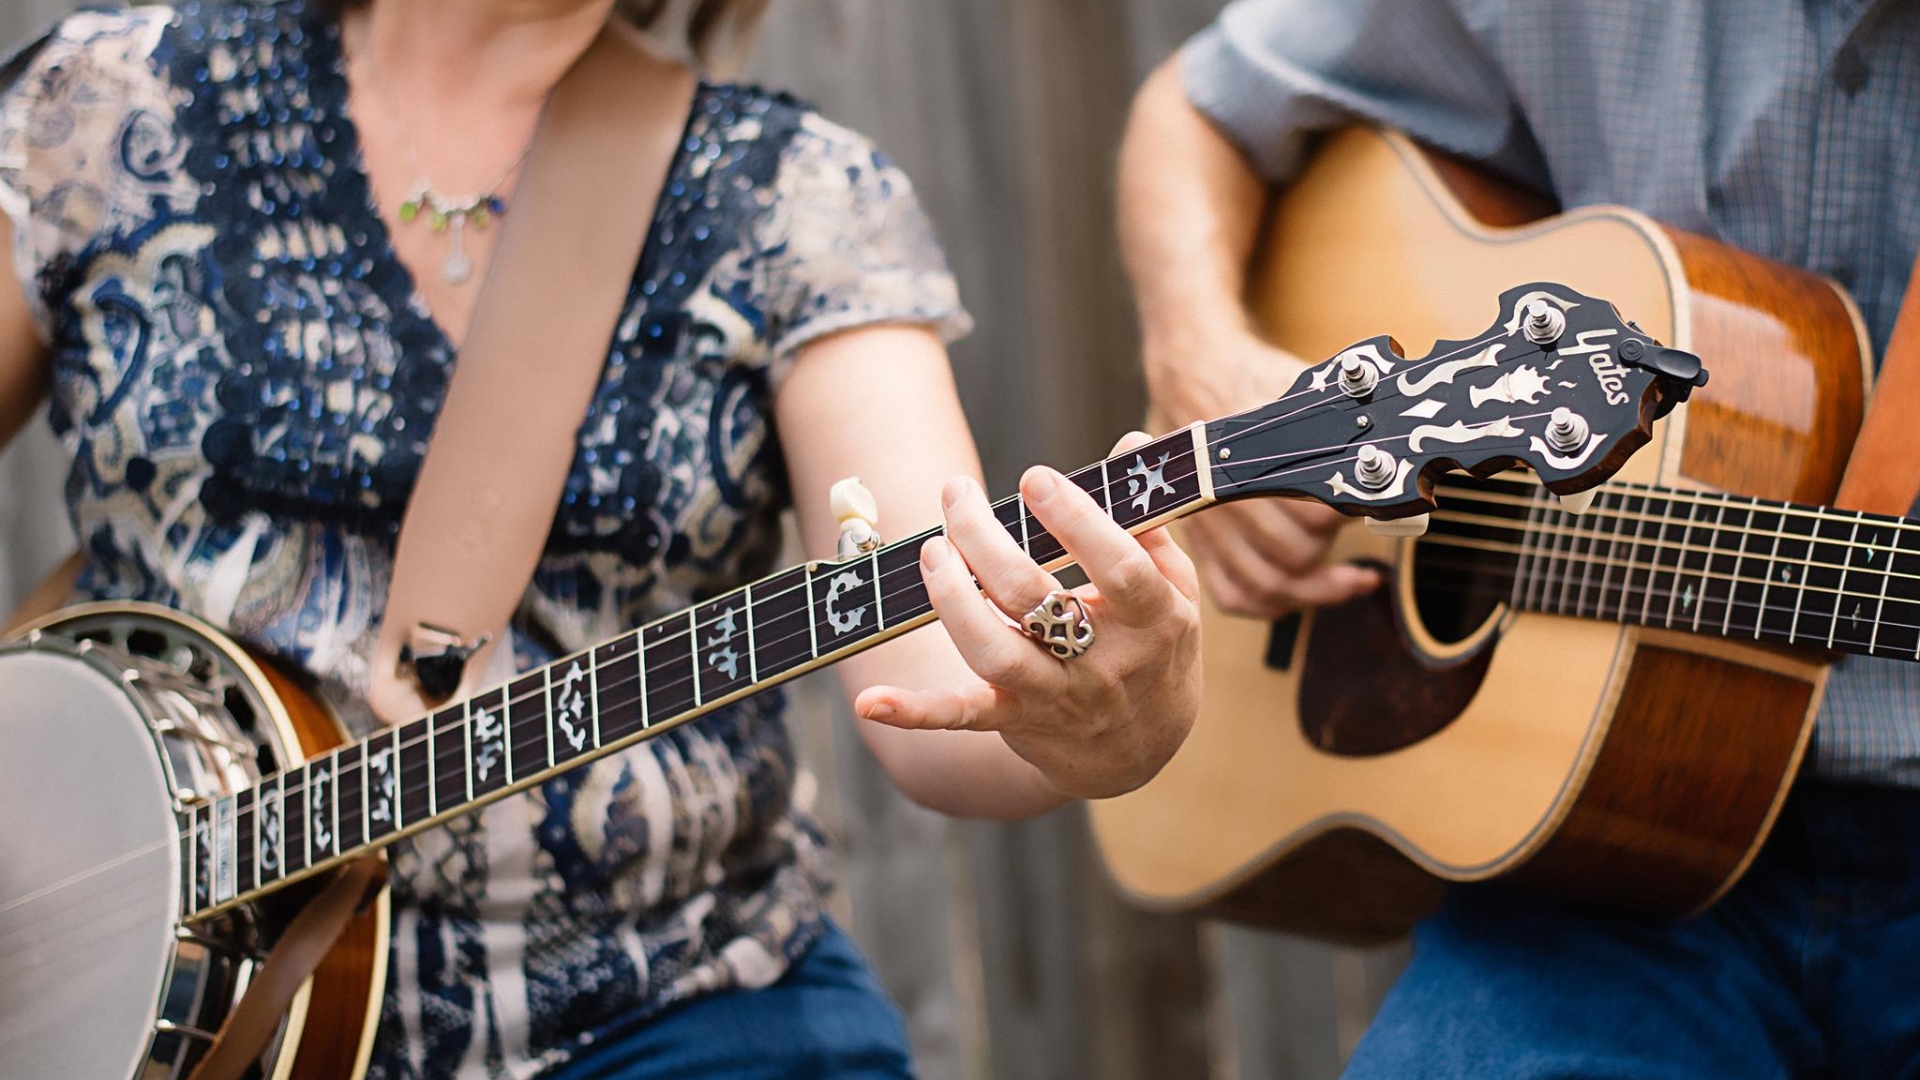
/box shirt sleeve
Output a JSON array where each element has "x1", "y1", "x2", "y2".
[
  {"x1": 0, "y1": 8, "x2": 167, "y2": 340},
  {"x1": 761, "y1": 111, "x2": 972, "y2": 388},
  {"x1": 1180, "y1": 0, "x2": 1550, "y2": 191}
]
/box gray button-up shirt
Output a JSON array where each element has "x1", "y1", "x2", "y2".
[{"x1": 1183, "y1": 0, "x2": 1920, "y2": 787}]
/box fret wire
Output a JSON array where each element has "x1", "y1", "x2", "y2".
[
  {"x1": 1569, "y1": 492, "x2": 1604, "y2": 617},
  {"x1": 1521, "y1": 488, "x2": 1548, "y2": 611},
  {"x1": 1599, "y1": 488, "x2": 1633, "y2": 619},
  {"x1": 502, "y1": 688, "x2": 516, "y2": 785},
  {"x1": 588, "y1": 638, "x2": 603, "y2": 750},
  {"x1": 1695, "y1": 499, "x2": 1727, "y2": 632},
  {"x1": 1830, "y1": 516, "x2": 1862, "y2": 649},
  {"x1": 1616, "y1": 491, "x2": 1651, "y2": 623},
  {"x1": 1099, "y1": 457, "x2": 1113, "y2": 515},
  {"x1": 1723, "y1": 497, "x2": 1751, "y2": 637},
  {"x1": 329, "y1": 747, "x2": 342, "y2": 861},
  {"x1": 185, "y1": 805, "x2": 197, "y2": 914},
  {"x1": 542, "y1": 663, "x2": 555, "y2": 772},
  {"x1": 1870, "y1": 523, "x2": 1893, "y2": 655},
  {"x1": 1635, "y1": 496, "x2": 1670, "y2": 626},
  {"x1": 462, "y1": 699, "x2": 475, "y2": 805},
  {"x1": 805, "y1": 568, "x2": 819, "y2": 660},
  {"x1": 1784, "y1": 513, "x2": 1809, "y2": 644},
  {"x1": 745, "y1": 583, "x2": 759, "y2": 683},
  {"x1": 425, "y1": 710, "x2": 437, "y2": 819},
  {"x1": 1552, "y1": 487, "x2": 1584, "y2": 614},
  {"x1": 1662, "y1": 497, "x2": 1700, "y2": 627},
  {"x1": 250, "y1": 781, "x2": 263, "y2": 892},
  {"x1": 636, "y1": 630, "x2": 651, "y2": 729},
  {"x1": 871, "y1": 551, "x2": 885, "y2": 631},
  {"x1": 1019, "y1": 496, "x2": 1030, "y2": 553},
  {"x1": 688, "y1": 609, "x2": 702, "y2": 709}
]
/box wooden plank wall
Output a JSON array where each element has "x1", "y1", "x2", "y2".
[
  {"x1": 745, "y1": 4, "x2": 1413, "y2": 1080},
  {"x1": 0, "y1": 2, "x2": 1415, "y2": 1078}
]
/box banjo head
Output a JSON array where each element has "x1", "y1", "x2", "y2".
[{"x1": 0, "y1": 647, "x2": 181, "y2": 1080}]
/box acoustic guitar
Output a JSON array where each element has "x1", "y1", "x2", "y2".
[
  {"x1": 0, "y1": 288, "x2": 1702, "y2": 1080},
  {"x1": 1087, "y1": 126, "x2": 1877, "y2": 945}
]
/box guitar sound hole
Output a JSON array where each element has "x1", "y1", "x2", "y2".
[{"x1": 1409, "y1": 524, "x2": 1514, "y2": 645}]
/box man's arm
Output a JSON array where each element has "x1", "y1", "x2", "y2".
[{"x1": 1117, "y1": 57, "x2": 1378, "y2": 616}]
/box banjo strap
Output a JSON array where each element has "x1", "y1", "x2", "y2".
[{"x1": 185, "y1": 23, "x2": 694, "y2": 1080}]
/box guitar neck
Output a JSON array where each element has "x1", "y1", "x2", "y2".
[
  {"x1": 1428, "y1": 476, "x2": 1920, "y2": 659},
  {"x1": 182, "y1": 427, "x2": 1215, "y2": 918}
]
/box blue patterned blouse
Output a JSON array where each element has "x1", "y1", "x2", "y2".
[{"x1": 0, "y1": 2, "x2": 967, "y2": 1076}]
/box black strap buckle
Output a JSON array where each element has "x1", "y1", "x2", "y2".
[{"x1": 397, "y1": 623, "x2": 492, "y2": 703}]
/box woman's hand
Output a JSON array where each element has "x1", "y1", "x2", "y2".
[{"x1": 854, "y1": 432, "x2": 1203, "y2": 801}]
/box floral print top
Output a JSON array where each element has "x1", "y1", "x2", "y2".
[{"x1": 0, "y1": 2, "x2": 967, "y2": 1076}]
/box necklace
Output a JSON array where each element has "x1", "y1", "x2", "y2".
[{"x1": 357, "y1": 45, "x2": 537, "y2": 285}]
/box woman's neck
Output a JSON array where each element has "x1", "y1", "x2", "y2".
[{"x1": 346, "y1": 0, "x2": 616, "y2": 115}]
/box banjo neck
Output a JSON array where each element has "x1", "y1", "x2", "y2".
[{"x1": 182, "y1": 426, "x2": 1217, "y2": 919}]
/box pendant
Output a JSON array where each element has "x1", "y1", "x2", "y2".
[{"x1": 443, "y1": 214, "x2": 472, "y2": 284}]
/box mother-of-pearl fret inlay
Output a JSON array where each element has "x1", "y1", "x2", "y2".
[
  {"x1": 823, "y1": 567, "x2": 869, "y2": 635},
  {"x1": 368, "y1": 743, "x2": 396, "y2": 825},
  {"x1": 309, "y1": 762, "x2": 334, "y2": 855},
  {"x1": 195, "y1": 811, "x2": 214, "y2": 907},
  {"x1": 213, "y1": 796, "x2": 236, "y2": 902},
  {"x1": 258, "y1": 782, "x2": 283, "y2": 876},
  {"x1": 473, "y1": 701, "x2": 506, "y2": 784},
  {"x1": 705, "y1": 604, "x2": 742, "y2": 680},
  {"x1": 186, "y1": 424, "x2": 1220, "y2": 915},
  {"x1": 553, "y1": 661, "x2": 592, "y2": 753}
]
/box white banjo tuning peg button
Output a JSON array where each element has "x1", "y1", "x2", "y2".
[
  {"x1": 1365, "y1": 512, "x2": 1430, "y2": 539},
  {"x1": 1554, "y1": 488, "x2": 1597, "y2": 516},
  {"x1": 830, "y1": 477, "x2": 883, "y2": 558}
]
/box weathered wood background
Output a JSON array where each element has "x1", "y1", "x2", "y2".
[{"x1": 0, "y1": 2, "x2": 1410, "y2": 1078}]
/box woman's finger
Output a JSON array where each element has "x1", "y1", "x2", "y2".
[
  {"x1": 1022, "y1": 465, "x2": 1177, "y2": 624},
  {"x1": 855, "y1": 682, "x2": 1017, "y2": 732},
  {"x1": 920, "y1": 534, "x2": 1059, "y2": 693},
  {"x1": 940, "y1": 475, "x2": 1060, "y2": 619}
]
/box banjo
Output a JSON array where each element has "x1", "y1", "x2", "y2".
[{"x1": 0, "y1": 284, "x2": 1704, "y2": 1080}]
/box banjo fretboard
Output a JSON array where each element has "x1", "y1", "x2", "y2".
[{"x1": 181, "y1": 428, "x2": 1210, "y2": 917}]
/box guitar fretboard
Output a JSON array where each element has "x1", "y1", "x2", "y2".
[
  {"x1": 181, "y1": 428, "x2": 1211, "y2": 917},
  {"x1": 1425, "y1": 476, "x2": 1920, "y2": 658}
]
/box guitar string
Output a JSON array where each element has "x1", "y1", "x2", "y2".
[
  {"x1": 1349, "y1": 547, "x2": 1920, "y2": 644},
  {"x1": 1405, "y1": 526, "x2": 1920, "y2": 614},
  {"x1": 1424, "y1": 496, "x2": 1920, "y2": 592},
  {"x1": 1434, "y1": 481, "x2": 1920, "y2": 548},
  {"x1": 1426, "y1": 507, "x2": 1920, "y2": 588}
]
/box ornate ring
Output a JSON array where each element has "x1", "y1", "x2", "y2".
[{"x1": 1020, "y1": 589, "x2": 1096, "y2": 661}]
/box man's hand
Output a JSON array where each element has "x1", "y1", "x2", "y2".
[
  {"x1": 1118, "y1": 58, "x2": 1379, "y2": 620},
  {"x1": 1149, "y1": 330, "x2": 1381, "y2": 620}
]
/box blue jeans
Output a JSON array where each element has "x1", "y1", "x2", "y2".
[
  {"x1": 1345, "y1": 781, "x2": 1920, "y2": 1079},
  {"x1": 540, "y1": 922, "x2": 916, "y2": 1080}
]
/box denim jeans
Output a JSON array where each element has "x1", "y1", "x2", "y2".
[
  {"x1": 539, "y1": 922, "x2": 916, "y2": 1080},
  {"x1": 1344, "y1": 781, "x2": 1920, "y2": 1079}
]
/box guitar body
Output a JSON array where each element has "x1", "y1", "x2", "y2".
[
  {"x1": 0, "y1": 604, "x2": 384, "y2": 1080},
  {"x1": 1088, "y1": 127, "x2": 1873, "y2": 943}
]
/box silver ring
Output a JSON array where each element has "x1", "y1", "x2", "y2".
[{"x1": 1021, "y1": 589, "x2": 1095, "y2": 660}]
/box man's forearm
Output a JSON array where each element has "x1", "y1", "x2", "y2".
[{"x1": 1117, "y1": 56, "x2": 1275, "y2": 422}]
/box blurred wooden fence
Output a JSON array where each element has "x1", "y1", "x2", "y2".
[{"x1": 0, "y1": 2, "x2": 1412, "y2": 1078}]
